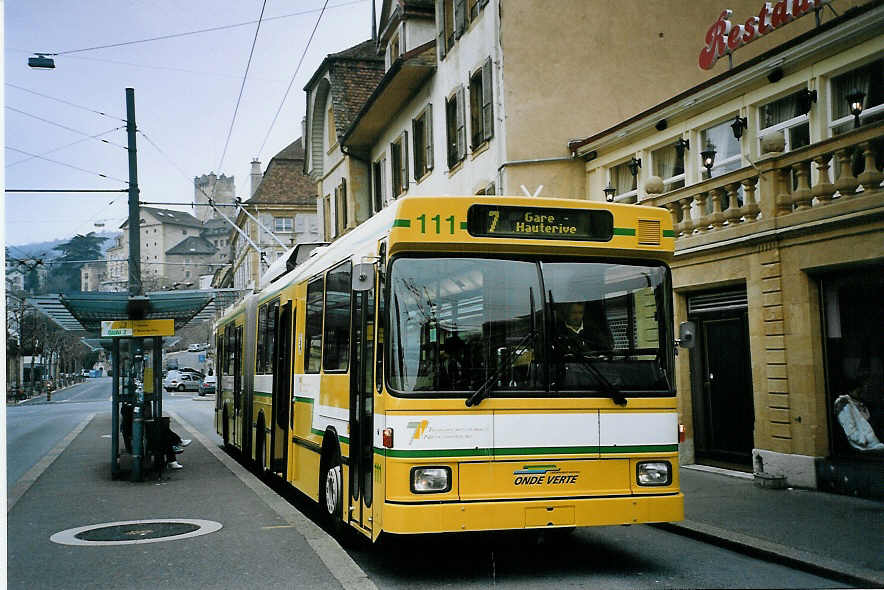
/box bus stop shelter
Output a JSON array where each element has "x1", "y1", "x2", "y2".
[{"x1": 27, "y1": 289, "x2": 241, "y2": 480}]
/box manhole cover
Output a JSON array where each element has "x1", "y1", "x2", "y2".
[{"x1": 51, "y1": 519, "x2": 222, "y2": 546}]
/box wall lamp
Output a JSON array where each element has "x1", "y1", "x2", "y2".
[
  {"x1": 731, "y1": 115, "x2": 748, "y2": 140},
  {"x1": 701, "y1": 142, "x2": 717, "y2": 175},
  {"x1": 628, "y1": 157, "x2": 642, "y2": 177},
  {"x1": 847, "y1": 90, "x2": 865, "y2": 129},
  {"x1": 603, "y1": 182, "x2": 616, "y2": 202},
  {"x1": 674, "y1": 137, "x2": 690, "y2": 158},
  {"x1": 795, "y1": 88, "x2": 817, "y2": 116}
]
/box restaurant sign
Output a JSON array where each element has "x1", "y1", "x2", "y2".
[{"x1": 699, "y1": 0, "x2": 830, "y2": 69}]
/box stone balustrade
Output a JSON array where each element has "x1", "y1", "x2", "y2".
[{"x1": 645, "y1": 121, "x2": 884, "y2": 244}]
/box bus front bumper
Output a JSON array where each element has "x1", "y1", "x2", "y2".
[{"x1": 381, "y1": 492, "x2": 684, "y2": 534}]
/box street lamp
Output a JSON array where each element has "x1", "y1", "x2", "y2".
[{"x1": 28, "y1": 53, "x2": 55, "y2": 69}]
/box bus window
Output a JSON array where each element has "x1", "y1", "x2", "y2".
[
  {"x1": 323, "y1": 262, "x2": 352, "y2": 372},
  {"x1": 389, "y1": 257, "x2": 543, "y2": 393},
  {"x1": 305, "y1": 277, "x2": 324, "y2": 373}
]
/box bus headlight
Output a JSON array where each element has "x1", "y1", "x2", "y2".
[
  {"x1": 637, "y1": 461, "x2": 671, "y2": 486},
  {"x1": 411, "y1": 467, "x2": 451, "y2": 493}
]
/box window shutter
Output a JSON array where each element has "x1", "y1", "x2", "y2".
[
  {"x1": 401, "y1": 131, "x2": 409, "y2": 191},
  {"x1": 436, "y1": 1, "x2": 447, "y2": 60},
  {"x1": 412, "y1": 118, "x2": 420, "y2": 180},
  {"x1": 380, "y1": 157, "x2": 387, "y2": 206},
  {"x1": 425, "y1": 105, "x2": 434, "y2": 171},
  {"x1": 454, "y1": 0, "x2": 466, "y2": 39},
  {"x1": 456, "y1": 87, "x2": 466, "y2": 161},
  {"x1": 482, "y1": 57, "x2": 494, "y2": 142},
  {"x1": 340, "y1": 178, "x2": 348, "y2": 228}
]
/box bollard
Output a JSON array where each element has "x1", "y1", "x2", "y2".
[{"x1": 131, "y1": 405, "x2": 143, "y2": 482}]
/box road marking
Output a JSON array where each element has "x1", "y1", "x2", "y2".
[
  {"x1": 8, "y1": 413, "x2": 95, "y2": 512},
  {"x1": 168, "y1": 410, "x2": 377, "y2": 590}
]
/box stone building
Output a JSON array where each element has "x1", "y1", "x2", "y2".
[
  {"x1": 193, "y1": 172, "x2": 236, "y2": 222},
  {"x1": 303, "y1": 39, "x2": 385, "y2": 240},
  {"x1": 567, "y1": 2, "x2": 883, "y2": 497},
  {"x1": 229, "y1": 138, "x2": 320, "y2": 290},
  {"x1": 103, "y1": 207, "x2": 222, "y2": 291}
]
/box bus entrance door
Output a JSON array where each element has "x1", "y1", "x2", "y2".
[
  {"x1": 349, "y1": 264, "x2": 376, "y2": 534},
  {"x1": 271, "y1": 301, "x2": 292, "y2": 476}
]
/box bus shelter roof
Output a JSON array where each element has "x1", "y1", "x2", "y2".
[{"x1": 27, "y1": 289, "x2": 246, "y2": 334}]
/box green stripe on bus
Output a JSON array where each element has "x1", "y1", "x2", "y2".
[
  {"x1": 662, "y1": 229, "x2": 676, "y2": 237},
  {"x1": 599, "y1": 444, "x2": 678, "y2": 453},
  {"x1": 460, "y1": 221, "x2": 468, "y2": 229},
  {"x1": 613, "y1": 227, "x2": 636, "y2": 236},
  {"x1": 294, "y1": 396, "x2": 314, "y2": 404},
  {"x1": 375, "y1": 447, "x2": 492, "y2": 458},
  {"x1": 253, "y1": 391, "x2": 272, "y2": 398},
  {"x1": 373, "y1": 444, "x2": 677, "y2": 458},
  {"x1": 311, "y1": 427, "x2": 349, "y2": 445},
  {"x1": 393, "y1": 219, "x2": 411, "y2": 227}
]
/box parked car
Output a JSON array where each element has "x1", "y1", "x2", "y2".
[
  {"x1": 198, "y1": 375, "x2": 216, "y2": 396},
  {"x1": 178, "y1": 367, "x2": 205, "y2": 380},
  {"x1": 163, "y1": 371, "x2": 200, "y2": 392}
]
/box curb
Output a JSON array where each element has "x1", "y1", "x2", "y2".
[
  {"x1": 655, "y1": 520, "x2": 884, "y2": 588},
  {"x1": 168, "y1": 411, "x2": 378, "y2": 590}
]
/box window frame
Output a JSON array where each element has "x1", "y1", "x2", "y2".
[
  {"x1": 304, "y1": 276, "x2": 325, "y2": 374},
  {"x1": 412, "y1": 104, "x2": 434, "y2": 181},
  {"x1": 469, "y1": 58, "x2": 493, "y2": 150},
  {"x1": 446, "y1": 87, "x2": 466, "y2": 169},
  {"x1": 827, "y1": 58, "x2": 884, "y2": 136},
  {"x1": 273, "y1": 217, "x2": 294, "y2": 233}
]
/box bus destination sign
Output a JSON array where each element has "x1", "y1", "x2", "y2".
[{"x1": 467, "y1": 205, "x2": 613, "y2": 241}]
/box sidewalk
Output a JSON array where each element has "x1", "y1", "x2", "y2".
[
  {"x1": 6, "y1": 411, "x2": 373, "y2": 590},
  {"x1": 661, "y1": 465, "x2": 884, "y2": 588}
]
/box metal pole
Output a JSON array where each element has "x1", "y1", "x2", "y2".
[
  {"x1": 126, "y1": 88, "x2": 141, "y2": 297},
  {"x1": 111, "y1": 338, "x2": 120, "y2": 477},
  {"x1": 130, "y1": 338, "x2": 144, "y2": 482}
]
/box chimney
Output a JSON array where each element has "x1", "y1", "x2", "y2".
[{"x1": 250, "y1": 159, "x2": 262, "y2": 197}]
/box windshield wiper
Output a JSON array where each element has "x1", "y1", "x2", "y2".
[
  {"x1": 557, "y1": 338, "x2": 627, "y2": 406},
  {"x1": 466, "y1": 288, "x2": 536, "y2": 408}
]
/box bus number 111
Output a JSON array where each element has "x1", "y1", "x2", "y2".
[{"x1": 416, "y1": 214, "x2": 456, "y2": 234}]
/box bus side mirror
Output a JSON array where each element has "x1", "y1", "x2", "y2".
[
  {"x1": 352, "y1": 263, "x2": 375, "y2": 292},
  {"x1": 678, "y1": 321, "x2": 696, "y2": 349}
]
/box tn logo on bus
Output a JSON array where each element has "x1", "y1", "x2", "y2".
[
  {"x1": 407, "y1": 420, "x2": 429, "y2": 445},
  {"x1": 513, "y1": 465, "x2": 579, "y2": 486}
]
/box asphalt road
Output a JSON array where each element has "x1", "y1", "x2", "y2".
[{"x1": 7, "y1": 377, "x2": 851, "y2": 589}]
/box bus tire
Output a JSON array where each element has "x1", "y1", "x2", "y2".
[{"x1": 319, "y1": 445, "x2": 344, "y2": 535}]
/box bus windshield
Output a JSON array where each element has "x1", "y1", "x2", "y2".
[{"x1": 388, "y1": 256, "x2": 673, "y2": 397}]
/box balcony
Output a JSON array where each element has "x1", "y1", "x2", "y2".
[{"x1": 643, "y1": 121, "x2": 884, "y2": 253}]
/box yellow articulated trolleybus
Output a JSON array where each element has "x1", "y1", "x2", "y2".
[{"x1": 215, "y1": 195, "x2": 691, "y2": 541}]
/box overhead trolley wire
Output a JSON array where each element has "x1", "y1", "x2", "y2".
[
  {"x1": 214, "y1": 0, "x2": 268, "y2": 192},
  {"x1": 5, "y1": 147, "x2": 130, "y2": 185},
  {"x1": 35, "y1": 1, "x2": 366, "y2": 56},
  {"x1": 258, "y1": 0, "x2": 330, "y2": 157},
  {"x1": 5, "y1": 83, "x2": 127, "y2": 122},
  {"x1": 6, "y1": 127, "x2": 125, "y2": 168},
  {"x1": 6, "y1": 107, "x2": 126, "y2": 148}
]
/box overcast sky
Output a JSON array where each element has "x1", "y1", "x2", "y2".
[{"x1": 4, "y1": 0, "x2": 375, "y2": 249}]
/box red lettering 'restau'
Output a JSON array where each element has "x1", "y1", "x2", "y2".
[{"x1": 699, "y1": 10, "x2": 733, "y2": 70}]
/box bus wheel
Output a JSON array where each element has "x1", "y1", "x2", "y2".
[{"x1": 320, "y1": 452, "x2": 343, "y2": 533}]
